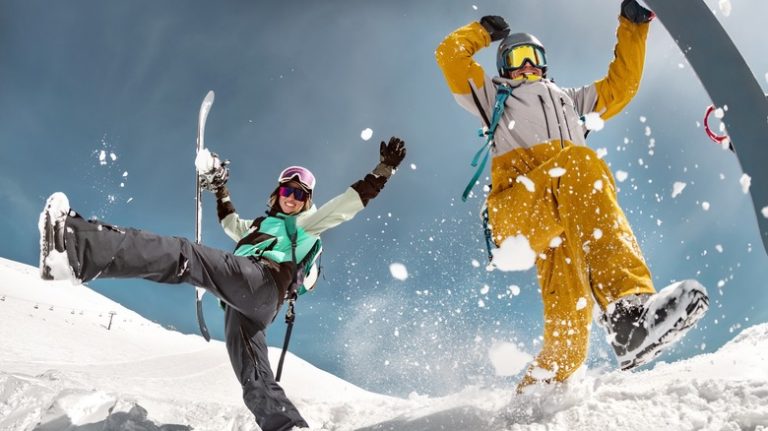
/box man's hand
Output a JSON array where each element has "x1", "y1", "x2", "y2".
[
  {"x1": 621, "y1": 0, "x2": 655, "y2": 23},
  {"x1": 480, "y1": 15, "x2": 510, "y2": 42}
]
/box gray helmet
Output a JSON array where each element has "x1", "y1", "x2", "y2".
[{"x1": 496, "y1": 32, "x2": 547, "y2": 77}]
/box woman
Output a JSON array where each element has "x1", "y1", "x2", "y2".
[{"x1": 38, "y1": 136, "x2": 406, "y2": 431}]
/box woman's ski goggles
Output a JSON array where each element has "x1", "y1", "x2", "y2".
[
  {"x1": 501, "y1": 44, "x2": 547, "y2": 71},
  {"x1": 278, "y1": 185, "x2": 309, "y2": 202},
  {"x1": 278, "y1": 166, "x2": 316, "y2": 191}
]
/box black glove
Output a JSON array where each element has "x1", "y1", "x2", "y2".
[
  {"x1": 621, "y1": 0, "x2": 655, "y2": 23},
  {"x1": 480, "y1": 15, "x2": 510, "y2": 42},
  {"x1": 199, "y1": 153, "x2": 230, "y2": 192},
  {"x1": 372, "y1": 136, "x2": 406, "y2": 178}
]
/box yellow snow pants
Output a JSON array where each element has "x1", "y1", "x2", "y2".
[{"x1": 486, "y1": 141, "x2": 656, "y2": 390}]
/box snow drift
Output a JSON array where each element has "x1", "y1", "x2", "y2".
[{"x1": 1, "y1": 257, "x2": 767, "y2": 430}]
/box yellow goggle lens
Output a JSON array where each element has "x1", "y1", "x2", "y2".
[{"x1": 505, "y1": 45, "x2": 545, "y2": 69}]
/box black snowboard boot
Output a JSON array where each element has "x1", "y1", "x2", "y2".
[{"x1": 601, "y1": 279, "x2": 709, "y2": 370}]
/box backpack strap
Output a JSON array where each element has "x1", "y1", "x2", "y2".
[{"x1": 462, "y1": 83, "x2": 513, "y2": 202}]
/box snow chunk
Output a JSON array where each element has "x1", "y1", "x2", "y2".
[
  {"x1": 549, "y1": 236, "x2": 563, "y2": 248},
  {"x1": 389, "y1": 263, "x2": 408, "y2": 280},
  {"x1": 593, "y1": 228, "x2": 603, "y2": 240},
  {"x1": 507, "y1": 120, "x2": 516, "y2": 130},
  {"x1": 64, "y1": 391, "x2": 118, "y2": 425},
  {"x1": 593, "y1": 180, "x2": 603, "y2": 191},
  {"x1": 702, "y1": 201, "x2": 711, "y2": 211},
  {"x1": 548, "y1": 167, "x2": 566, "y2": 178},
  {"x1": 719, "y1": 0, "x2": 732, "y2": 16},
  {"x1": 471, "y1": 259, "x2": 480, "y2": 268},
  {"x1": 472, "y1": 4, "x2": 478, "y2": 10},
  {"x1": 480, "y1": 285, "x2": 490, "y2": 295},
  {"x1": 615, "y1": 170, "x2": 628, "y2": 182},
  {"x1": 360, "y1": 128, "x2": 373, "y2": 141},
  {"x1": 762, "y1": 207, "x2": 768, "y2": 218},
  {"x1": 491, "y1": 235, "x2": 537, "y2": 272},
  {"x1": 715, "y1": 244, "x2": 724, "y2": 253},
  {"x1": 410, "y1": 163, "x2": 417, "y2": 170},
  {"x1": 576, "y1": 297, "x2": 588, "y2": 310},
  {"x1": 596, "y1": 148, "x2": 608, "y2": 159},
  {"x1": 583, "y1": 112, "x2": 604, "y2": 131},
  {"x1": 488, "y1": 341, "x2": 532, "y2": 377},
  {"x1": 195, "y1": 148, "x2": 220, "y2": 173},
  {"x1": 98, "y1": 150, "x2": 107, "y2": 165},
  {"x1": 672, "y1": 181, "x2": 687, "y2": 198},
  {"x1": 740, "y1": 173, "x2": 751, "y2": 194},
  {"x1": 516, "y1": 175, "x2": 535, "y2": 192},
  {"x1": 508, "y1": 285, "x2": 521, "y2": 296}
]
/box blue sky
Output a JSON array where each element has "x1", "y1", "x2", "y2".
[{"x1": 2, "y1": 0, "x2": 767, "y2": 396}]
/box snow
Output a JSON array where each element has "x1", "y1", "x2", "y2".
[
  {"x1": 615, "y1": 170, "x2": 628, "y2": 182},
  {"x1": 388, "y1": 262, "x2": 408, "y2": 280},
  {"x1": 702, "y1": 201, "x2": 711, "y2": 211},
  {"x1": 194, "y1": 148, "x2": 218, "y2": 173},
  {"x1": 740, "y1": 173, "x2": 752, "y2": 194},
  {"x1": 490, "y1": 235, "x2": 537, "y2": 272},
  {"x1": 672, "y1": 181, "x2": 687, "y2": 198},
  {"x1": 592, "y1": 228, "x2": 603, "y2": 240},
  {"x1": 593, "y1": 180, "x2": 603, "y2": 191},
  {"x1": 516, "y1": 175, "x2": 535, "y2": 192},
  {"x1": 596, "y1": 148, "x2": 608, "y2": 159},
  {"x1": 582, "y1": 112, "x2": 604, "y2": 131},
  {"x1": 488, "y1": 342, "x2": 532, "y2": 377},
  {"x1": 548, "y1": 167, "x2": 566, "y2": 178},
  {"x1": 508, "y1": 120, "x2": 516, "y2": 130},
  {"x1": 549, "y1": 236, "x2": 563, "y2": 248},
  {"x1": 762, "y1": 206, "x2": 768, "y2": 218},
  {"x1": 3, "y1": 257, "x2": 768, "y2": 430},
  {"x1": 575, "y1": 297, "x2": 588, "y2": 311},
  {"x1": 360, "y1": 128, "x2": 373, "y2": 141},
  {"x1": 719, "y1": 0, "x2": 733, "y2": 17}
]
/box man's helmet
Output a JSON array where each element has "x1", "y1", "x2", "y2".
[{"x1": 496, "y1": 32, "x2": 547, "y2": 77}]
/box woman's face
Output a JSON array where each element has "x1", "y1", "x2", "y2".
[{"x1": 277, "y1": 181, "x2": 308, "y2": 215}]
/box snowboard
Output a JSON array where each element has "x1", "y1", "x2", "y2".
[
  {"x1": 643, "y1": 0, "x2": 768, "y2": 254},
  {"x1": 195, "y1": 91, "x2": 215, "y2": 342}
]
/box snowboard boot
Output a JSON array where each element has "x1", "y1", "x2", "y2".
[
  {"x1": 601, "y1": 279, "x2": 709, "y2": 370},
  {"x1": 38, "y1": 192, "x2": 74, "y2": 281}
]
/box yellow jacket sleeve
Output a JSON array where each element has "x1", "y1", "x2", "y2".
[
  {"x1": 593, "y1": 16, "x2": 650, "y2": 120},
  {"x1": 435, "y1": 22, "x2": 491, "y2": 95}
]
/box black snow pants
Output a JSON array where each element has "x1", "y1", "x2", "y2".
[{"x1": 63, "y1": 214, "x2": 309, "y2": 431}]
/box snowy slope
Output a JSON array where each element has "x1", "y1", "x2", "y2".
[{"x1": 1, "y1": 257, "x2": 767, "y2": 431}]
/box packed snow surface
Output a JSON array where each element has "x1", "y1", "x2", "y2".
[{"x1": 2, "y1": 257, "x2": 768, "y2": 430}]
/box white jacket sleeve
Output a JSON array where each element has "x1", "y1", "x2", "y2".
[
  {"x1": 220, "y1": 213, "x2": 254, "y2": 242},
  {"x1": 297, "y1": 187, "x2": 365, "y2": 236}
]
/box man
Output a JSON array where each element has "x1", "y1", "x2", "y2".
[{"x1": 435, "y1": 0, "x2": 708, "y2": 391}]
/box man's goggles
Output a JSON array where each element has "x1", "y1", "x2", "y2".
[
  {"x1": 278, "y1": 185, "x2": 310, "y2": 202},
  {"x1": 502, "y1": 44, "x2": 547, "y2": 71}
]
